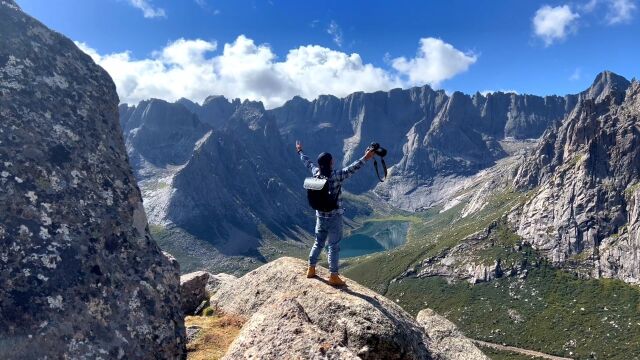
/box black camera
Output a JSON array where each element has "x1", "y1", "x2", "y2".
[
  {"x1": 367, "y1": 142, "x2": 388, "y2": 182},
  {"x1": 368, "y1": 142, "x2": 387, "y2": 157}
]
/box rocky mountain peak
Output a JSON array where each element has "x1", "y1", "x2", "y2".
[
  {"x1": 582, "y1": 70, "x2": 631, "y2": 104},
  {"x1": 122, "y1": 98, "x2": 210, "y2": 167},
  {"x1": 510, "y1": 74, "x2": 640, "y2": 279}
]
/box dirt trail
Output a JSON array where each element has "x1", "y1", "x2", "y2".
[{"x1": 473, "y1": 340, "x2": 573, "y2": 360}]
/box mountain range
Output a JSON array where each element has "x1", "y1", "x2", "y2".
[{"x1": 120, "y1": 69, "x2": 636, "y2": 278}]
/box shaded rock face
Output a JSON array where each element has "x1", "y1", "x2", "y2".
[
  {"x1": 210, "y1": 257, "x2": 485, "y2": 359},
  {"x1": 0, "y1": 1, "x2": 185, "y2": 358},
  {"x1": 167, "y1": 101, "x2": 311, "y2": 252},
  {"x1": 180, "y1": 271, "x2": 211, "y2": 315},
  {"x1": 270, "y1": 85, "x2": 579, "y2": 197},
  {"x1": 511, "y1": 80, "x2": 640, "y2": 283},
  {"x1": 120, "y1": 99, "x2": 211, "y2": 170},
  {"x1": 177, "y1": 95, "x2": 242, "y2": 128}
]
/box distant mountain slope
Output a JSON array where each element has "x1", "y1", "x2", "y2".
[
  {"x1": 119, "y1": 99, "x2": 211, "y2": 177},
  {"x1": 512, "y1": 76, "x2": 638, "y2": 283},
  {"x1": 166, "y1": 101, "x2": 311, "y2": 255}
]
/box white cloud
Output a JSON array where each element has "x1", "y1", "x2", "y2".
[
  {"x1": 606, "y1": 0, "x2": 637, "y2": 24},
  {"x1": 127, "y1": 0, "x2": 166, "y2": 18},
  {"x1": 327, "y1": 21, "x2": 343, "y2": 47},
  {"x1": 569, "y1": 67, "x2": 582, "y2": 81},
  {"x1": 532, "y1": 5, "x2": 579, "y2": 46},
  {"x1": 580, "y1": 0, "x2": 637, "y2": 24},
  {"x1": 391, "y1": 38, "x2": 477, "y2": 87},
  {"x1": 75, "y1": 35, "x2": 476, "y2": 109}
]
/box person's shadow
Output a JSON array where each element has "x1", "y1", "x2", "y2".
[{"x1": 314, "y1": 277, "x2": 397, "y2": 323}]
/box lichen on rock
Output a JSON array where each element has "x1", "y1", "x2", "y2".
[{"x1": 0, "y1": 1, "x2": 185, "y2": 358}]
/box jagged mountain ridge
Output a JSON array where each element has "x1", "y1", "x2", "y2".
[
  {"x1": 120, "y1": 70, "x2": 632, "y2": 269},
  {"x1": 511, "y1": 78, "x2": 640, "y2": 283}
]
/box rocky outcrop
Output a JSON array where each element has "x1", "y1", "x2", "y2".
[
  {"x1": 205, "y1": 273, "x2": 237, "y2": 294},
  {"x1": 209, "y1": 257, "x2": 486, "y2": 359},
  {"x1": 0, "y1": 1, "x2": 185, "y2": 358},
  {"x1": 416, "y1": 309, "x2": 489, "y2": 360},
  {"x1": 511, "y1": 77, "x2": 639, "y2": 283},
  {"x1": 416, "y1": 220, "x2": 529, "y2": 284},
  {"x1": 180, "y1": 271, "x2": 211, "y2": 315}
]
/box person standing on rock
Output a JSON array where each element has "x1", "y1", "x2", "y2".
[{"x1": 296, "y1": 140, "x2": 375, "y2": 286}]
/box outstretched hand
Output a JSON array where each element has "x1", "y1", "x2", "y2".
[
  {"x1": 364, "y1": 148, "x2": 376, "y2": 161},
  {"x1": 296, "y1": 140, "x2": 303, "y2": 153}
]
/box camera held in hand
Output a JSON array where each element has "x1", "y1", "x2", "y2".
[
  {"x1": 367, "y1": 142, "x2": 388, "y2": 182},
  {"x1": 367, "y1": 142, "x2": 387, "y2": 157}
]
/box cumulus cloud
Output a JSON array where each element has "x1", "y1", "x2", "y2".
[
  {"x1": 327, "y1": 21, "x2": 343, "y2": 47},
  {"x1": 391, "y1": 38, "x2": 477, "y2": 87},
  {"x1": 533, "y1": 5, "x2": 580, "y2": 46},
  {"x1": 535, "y1": 1, "x2": 634, "y2": 45},
  {"x1": 127, "y1": 0, "x2": 166, "y2": 18},
  {"x1": 606, "y1": 0, "x2": 637, "y2": 24},
  {"x1": 76, "y1": 36, "x2": 475, "y2": 108}
]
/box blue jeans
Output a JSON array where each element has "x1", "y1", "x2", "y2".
[{"x1": 308, "y1": 214, "x2": 343, "y2": 273}]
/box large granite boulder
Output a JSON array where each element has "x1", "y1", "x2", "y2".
[
  {"x1": 0, "y1": 1, "x2": 185, "y2": 358},
  {"x1": 210, "y1": 257, "x2": 485, "y2": 359},
  {"x1": 416, "y1": 309, "x2": 488, "y2": 360},
  {"x1": 180, "y1": 271, "x2": 211, "y2": 315}
]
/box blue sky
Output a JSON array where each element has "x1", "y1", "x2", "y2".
[{"x1": 16, "y1": 0, "x2": 640, "y2": 107}]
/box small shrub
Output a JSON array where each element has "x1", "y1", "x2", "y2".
[{"x1": 203, "y1": 307, "x2": 215, "y2": 317}]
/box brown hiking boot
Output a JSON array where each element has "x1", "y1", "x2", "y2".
[
  {"x1": 306, "y1": 265, "x2": 316, "y2": 278},
  {"x1": 328, "y1": 273, "x2": 346, "y2": 286}
]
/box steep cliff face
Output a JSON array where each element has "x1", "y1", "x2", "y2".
[
  {"x1": 270, "y1": 87, "x2": 450, "y2": 192},
  {"x1": 511, "y1": 78, "x2": 639, "y2": 283},
  {"x1": 0, "y1": 1, "x2": 185, "y2": 358},
  {"x1": 165, "y1": 101, "x2": 310, "y2": 253},
  {"x1": 120, "y1": 99, "x2": 211, "y2": 171},
  {"x1": 269, "y1": 83, "x2": 581, "y2": 206},
  {"x1": 177, "y1": 95, "x2": 242, "y2": 128}
]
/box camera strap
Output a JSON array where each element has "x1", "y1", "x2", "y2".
[{"x1": 373, "y1": 157, "x2": 387, "y2": 182}]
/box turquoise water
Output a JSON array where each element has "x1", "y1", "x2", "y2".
[{"x1": 341, "y1": 220, "x2": 410, "y2": 258}]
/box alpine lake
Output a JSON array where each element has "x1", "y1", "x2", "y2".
[{"x1": 341, "y1": 220, "x2": 410, "y2": 258}]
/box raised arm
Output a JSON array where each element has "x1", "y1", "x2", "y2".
[
  {"x1": 296, "y1": 140, "x2": 319, "y2": 175},
  {"x1": 299, "y1": 151, "x2": 319, "y2": 175},
  {"x1": 336, "y1": 148, "x2": 376, "y2": 181}
]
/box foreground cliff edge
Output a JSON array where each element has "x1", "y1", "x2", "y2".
[
  {"x1": 0, "y1": 1, "x2": 185, "y2": 358},
  {"x1": 192, "y1": 257, "x2": 486, "y2": 359}
]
